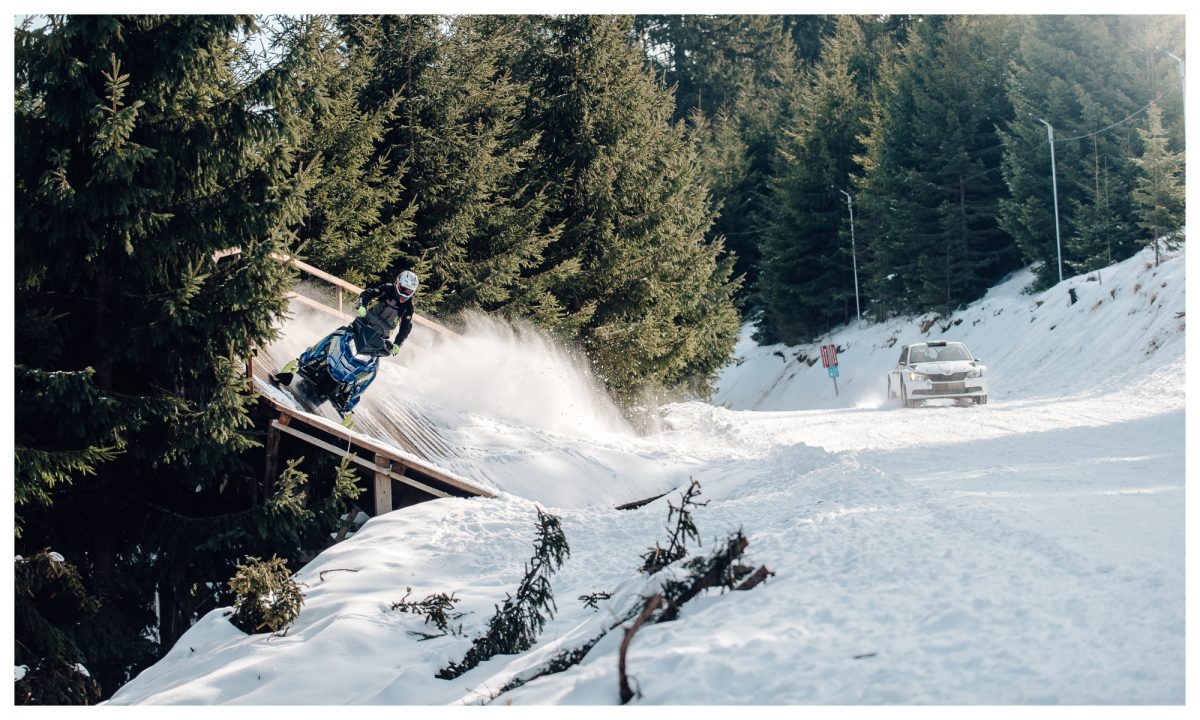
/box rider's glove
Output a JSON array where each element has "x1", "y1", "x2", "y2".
[
  {"x1": 389, "y1": 342, "x2": 401, "y2": 356},
  {"x1": 356, "y1": 305, "x2": 367, "y2": 317}
]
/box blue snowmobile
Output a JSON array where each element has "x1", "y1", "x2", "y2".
[
  {"x1": 274, "y1": 270, "x2": 420, "y2": 428},
  {"x1": 272, "y1": 321, "x2": 390, "y2": 426}
]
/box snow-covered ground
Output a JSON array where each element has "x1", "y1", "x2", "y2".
[{"x1": 105, "y1": 246, "x2": 1188, "y2": 710}]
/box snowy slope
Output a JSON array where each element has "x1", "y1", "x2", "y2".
[
  {"x1": 105, "y1": 246, "x2": 1187, "y2": 707},
  {"x1": 714, "y1": 248, "x2": 1185, "y2": 411}
]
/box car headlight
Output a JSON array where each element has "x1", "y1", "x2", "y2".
[
  {"x1": 966, "y1": 367, "x2": 982, "y2": 378},
  {"x1": 908, "y1": 371, "x2": 926, "y2": 382}
]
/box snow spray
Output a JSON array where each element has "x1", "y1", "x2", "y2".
[
  {"x1": 268, "y1": 300, "x2": 632, "y2": 438},
  {"x1": 394, "y1": 312, "x2": 632, "y2": 437}
]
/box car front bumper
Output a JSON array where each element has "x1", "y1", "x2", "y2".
[{"x1": 909, "y1": 378, "x2": 987, "y2": 399}]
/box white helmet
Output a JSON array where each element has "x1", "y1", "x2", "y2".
[{"x1": 395, "y1": 270, "x2": 419, "y2": 301}]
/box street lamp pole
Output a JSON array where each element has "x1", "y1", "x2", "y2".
[
  {"x1": 1159, "y1": 48, "x2": 1185, "y2": 124},
  {"x1": 839, "y1": 189, "x2": 861, "y2": 323},
  {"x1": 1034, "y1": 117, "x2": 1064, "y2": 284}
]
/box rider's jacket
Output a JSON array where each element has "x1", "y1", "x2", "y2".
[{"x1": 357, "y1": 282, "x2": 414, "y2": 348}]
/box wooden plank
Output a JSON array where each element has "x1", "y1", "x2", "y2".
[
  {"x1": 275, "y1": 253, "x2": 364, "y2": 295},
  {"x1": 263, "y1": 397, "x2": 495, "y2": 498},
  {"x1": 286, "y1": 292, "x2": 355, "y2": 322},
  {"x1": 374, "y1": 454, "x2": 393, "y2": 516},
  {"x1": 276, "y1": 254, "x2": 453, "y2": 336},
  {"x1": 412, "y1": 314, "x2": 456, "y2": 337},
  {"x1": 270, "y1": 420, "x2": 452, "y2": 500}
]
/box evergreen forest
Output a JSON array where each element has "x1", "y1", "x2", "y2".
[{"x1": 13, "y1": 14, "x2": 1185, "y2": 703}]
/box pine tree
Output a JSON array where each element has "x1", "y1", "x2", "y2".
[
  {"x1": 756, "y1": 16, "x2": 870, "y2": 343},
  {"x1": 1131, "y1": 102, "x2": 1185, "y2": 266},
  {"x1": 635, "y1": 15, "x2": 801, "y2": 296},
  {"x1": 516, "y1": 15, "x2": 741, "y2": 406},
  {"x1": 437, "y1": 508, "x2": 570, "y2": 680},
  {"x1": 904, "y1": 16, "x2": 1021, "y2": 311},
  {"x1": 14, "y1": 15, "x2": 322, "y2": 699},
  {"x1": 14, "y1": 551, "x2": 103, "y2": 705},
  {"x1": 344, "y1": 15, "x2": 563, "y2": 320},
  {"x1": 858, "y1": 16, "x2": 1020, "y2": 317},
  {"x1": 287, "y1": 16, "x2": 415, "y2": 286},
  {"x1": 999, "y1": 16, "x2": 1182, "y2": 288}
]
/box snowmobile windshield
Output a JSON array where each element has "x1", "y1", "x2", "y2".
[{"x1": 347, "y1": 335, "x2": 375, "y2": 362}]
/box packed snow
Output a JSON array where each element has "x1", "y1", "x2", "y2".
[{"x1": 105, "y1": 246, "x2": 1188, "y2": 710}]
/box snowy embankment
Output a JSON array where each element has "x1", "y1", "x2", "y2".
[{"x1": 106, "y1": 247, "x2": 1186, "y2": 706}]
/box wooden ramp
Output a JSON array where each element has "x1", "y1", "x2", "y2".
[
  {"x1": 219, "y1": 248, "x2": 495, "y2": 516},
  {"x1": 256, "y1": 385, "x2": 495, "y2": 518}
]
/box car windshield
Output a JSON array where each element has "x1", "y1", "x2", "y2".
[{"x1": 909, "y1": 344, "x2": 972, "y2": 363}]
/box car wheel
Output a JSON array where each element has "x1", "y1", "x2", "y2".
[
  {"x1": 975, "y1": 394, "x2": 988, "y2": 405},
  {"x1": 887, "y1": 377, "x2": 894, "y2": 400},
  {"x1": 901, "y1": 380, "x2": 916, "y2": 408}
]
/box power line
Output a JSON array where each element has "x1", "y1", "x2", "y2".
[{"x1": 1056, "y1": 87, "x2": 1174, "y2": 142}]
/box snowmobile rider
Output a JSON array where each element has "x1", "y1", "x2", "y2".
[
  {"x1": 355, "y1": 269, "x2": 419, "y2": 356},
  {"x1": 276, "y1": 270, "x2": 419, "y2": 427},
  {"x1": 332, "y1": 269, "x2": 420, "y2": 417}
]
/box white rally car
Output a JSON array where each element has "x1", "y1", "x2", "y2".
[{"x1": 887, "y1": 340, "x2": 988, "y2": 407}]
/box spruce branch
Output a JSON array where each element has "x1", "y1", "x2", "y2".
[
  {"x1": 640, "y1": 478, "x2": 706, "y2": 574},
  {"x1": 579, "y1": 591, "x2": 613, "y2": 611},
  {"x1": 391, "y1": 587, "x2": 465, "y2": 636},
  {"x1": 437, "y1": 507, "x2": 570, "y2": 679}
]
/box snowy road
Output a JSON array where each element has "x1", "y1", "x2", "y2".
[{"x1": 638, "y1": 372, "x2": 1185, "y2": 703}]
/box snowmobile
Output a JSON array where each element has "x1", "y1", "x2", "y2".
[{"x1": 272, "y1": 321, "x2": 390, "y2": 426}]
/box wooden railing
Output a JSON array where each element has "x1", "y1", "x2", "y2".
[{"x1": 213, "y1": 247, "x2": 456, "y2": 337}]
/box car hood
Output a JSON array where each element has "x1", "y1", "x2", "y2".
[{"x1": 911, "y1": 360, "x2": 978, "y2": 374}]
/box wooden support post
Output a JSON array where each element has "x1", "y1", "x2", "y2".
[
  {"x1": 374, "y1": 453, "x2": 393, "y2": 516},
  {"x1": 262, "y1": 413, "x2": 290, "y2": 504}
]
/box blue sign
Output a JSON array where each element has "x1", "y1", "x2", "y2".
[{"x1": 828, "y1": 366, "x2": 839, "y2": 378}]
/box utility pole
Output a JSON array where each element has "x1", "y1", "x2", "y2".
[
  {"x1": 1034, "y1": 117, "x2": 1064, "y2": 284},
  {"x1": 839, "y1": 189, "x2": 861, "y2": 323}
]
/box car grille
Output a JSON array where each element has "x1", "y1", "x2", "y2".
[{"x1": 926, "y1": 371, "x2": 969, "y2": 382}]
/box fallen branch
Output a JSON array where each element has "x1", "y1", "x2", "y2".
[
  {"x1": 614, "y1": 490, "x2": 672, "y2": 511},
  {"x1": 619, "y1": 594, "x2": 663, "y2": 704},
  {"x1": 735, "y1": 565, "x2": 774, "y2": 591},
  {"x1": 318, "y1": 567, "x2": 360, "y2": 582},
  {"x1": 657, "y1": 532, "x2": 751, "y2": 623}
]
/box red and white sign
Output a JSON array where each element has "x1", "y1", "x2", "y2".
[{"x1": 820, "y1": 344, "x2": 839, "y2": 368}]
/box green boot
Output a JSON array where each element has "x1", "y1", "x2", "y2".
[
  {"x1": 273, "y1": 359, "x2": 299, "y2": 386},
  {"x1": 340, "y1": 412, "x2": 355, "y2": 430}
]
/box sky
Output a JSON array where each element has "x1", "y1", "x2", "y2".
[{"x1": 97, "y1": 244, "x2": 1191, "y2": 716}]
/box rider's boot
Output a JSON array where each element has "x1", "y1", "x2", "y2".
[{"x1": 273, "y1": 359, "x2": 299, "y2": 385}]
